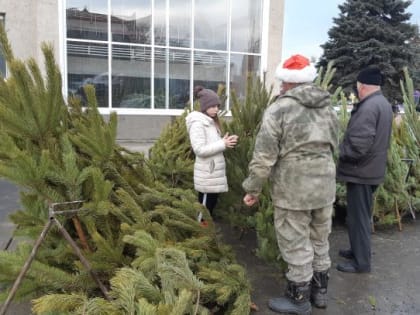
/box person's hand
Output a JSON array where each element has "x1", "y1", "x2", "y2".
[
  {"x1": 223, "y1": 133, "x2": 238, "y2": 148},
  {"x1": 243, "y1": 193, "x2": 258, "y2": 206}
]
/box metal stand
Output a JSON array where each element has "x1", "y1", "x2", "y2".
[
  {"x1": 2, "y1": 232, "x2": 15, "y2": 251},
  {"x1": 0, "y1": 201, "x2": 110, "y2": 315}
]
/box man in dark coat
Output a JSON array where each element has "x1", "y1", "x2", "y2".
[{"x1": 336, "y1": 66, "x2": 393, "y2": 273}]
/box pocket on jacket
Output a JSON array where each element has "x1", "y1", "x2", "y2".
[{"x1": 209, "y1": 160, "x2": 215, "y2": 173}]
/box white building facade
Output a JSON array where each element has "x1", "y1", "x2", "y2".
[{"x1": 0, "y1": 0, "x2": 284, "y2": 145}]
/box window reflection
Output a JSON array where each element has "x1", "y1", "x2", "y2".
[
  {"x1": 194, "y1": 51, "x2": 227, "y2": 108},
  {"x1": 111, "y1": 0, "x2": 151, "y2": 44},
  {"x1": 67, "y1": 41, "x2": 109, "y2": 107},
  {"x1": 231, "y1": 0, "x2": 262, "y2": 53},
  {"x1": 194, "y1": 0, "x2": 227, "y2": 50},
  {"x1": 169, "y1": 0, "x2": 191, "y2": 47},
  {"x1": 154, "y1": 0, "x2": 166, "y2": 45},
  {"x1": 154, "y1": 48, "x2": 167, "y2": 109},
  {"x1": 65, "y1": 0, "x2": 264, "y2": 111},
  {"x1": 112, "y1": 45, "x2": 151, "y2": 108},
  {"x1": 67, "y1": 0, "x2": 108, "y2": 41},
  {"x1": 230, "y1": 54, "x2": 260, "y2": 100},
  {"x1": 169, "y1": 49, "x2": 190, "y2": 109}
]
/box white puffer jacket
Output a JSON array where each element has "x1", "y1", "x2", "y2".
[{"x1": 185, "y1": 111, "x2": 228, "y2": 193}]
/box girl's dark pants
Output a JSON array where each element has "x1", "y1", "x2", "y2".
[{"x1": 198, "y1": 192, "x2": 219, "y2": 215}]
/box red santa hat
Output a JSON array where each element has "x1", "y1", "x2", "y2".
[{"x1": 275, "y1": 54, "x2": 317, "y2": 83}]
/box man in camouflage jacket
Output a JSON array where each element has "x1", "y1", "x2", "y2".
[{"x1": 242, "y1": 54, "x2": 339, "y2": 314}]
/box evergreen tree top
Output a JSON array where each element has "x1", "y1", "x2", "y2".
[{"x1": 318, "y1": 0, "x2": 418, "y2": 102}]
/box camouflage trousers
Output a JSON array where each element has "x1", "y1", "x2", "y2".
[{"x1": 274, "y1": 205, "x2": 333, "y2": 282}]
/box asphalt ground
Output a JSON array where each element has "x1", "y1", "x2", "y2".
[{"x1": 218, "y1": 213, "x2": 420, "y2": 315}]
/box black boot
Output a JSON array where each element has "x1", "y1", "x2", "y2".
[
  {"x1": 268, "y1": 280, "x2": 312, "y2": 315},
  {"x1": 338, "y1": 248, "x2": 354, "y2": 259},
  {"x1": 311, "y1": 270, "x2": 329, "y2": 308}
]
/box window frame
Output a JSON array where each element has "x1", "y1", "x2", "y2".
[
  {"x1": 62, "y1": 0, "x2": 266, "y2": 115},
  {"x1": 0, "y1": 13, "x2": 6, "y2": 78}
]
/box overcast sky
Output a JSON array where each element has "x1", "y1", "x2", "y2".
[{"x1": 282, "y1": 0, "x2": 420, "y2": 61}]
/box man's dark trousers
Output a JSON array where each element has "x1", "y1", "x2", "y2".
[{"x1": 346, "y1": 182, "x2": 377, "y2": 270}]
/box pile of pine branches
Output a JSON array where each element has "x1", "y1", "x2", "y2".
[{"x1": 0, "y1": 26, "x2": 251, "y2": 315}]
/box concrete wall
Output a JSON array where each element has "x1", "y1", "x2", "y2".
[
  {"x1": 114, "y1": 114, "x2": 173, "y2": 154},
  {"x1": 265, "y1": 0, "x2": 284, "y2": 96},
  {"x1": 115, "y1": 114, "x2": 172, "y2": 140},
  {"x1": 0, "y1": 0, "x2": 59, "y2": 71}
]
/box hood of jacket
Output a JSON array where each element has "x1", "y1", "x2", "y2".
[
  {"x1": 185, "y1": 111, "x2": 214, "y2": 132},
  {"x1": 283, "y1": 83, "x2": 330, "y2": 109}
]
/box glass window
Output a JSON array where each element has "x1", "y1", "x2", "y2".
[
  {"x1": 154, "y1": 47, "x2": 191, "y2": 109},
  {"x1": 169, "y1": 0, "x2": 191, "y2": 48},
  {"x1": 154, "y1": 0, "x2": 166, "y2": 46},
  {"x1": 169, "y1": 48, "x2": 190, "y2": 109},
  {"x1": 230, "y1": 0, "x2": 262, "y2": 53},
  {"x1": 64, "y1": 0, "x2": 264, "y2": 112},
  {"x1": 67, "y1": 0, "x2": 108, "y2": 41},
  {"x1": 0, "y1": 13, "x2": 5, "y2": 78},
  {"x1": 194, "y1": 0, "x2": 227, "y2": 50},
  {"x1": 193, "y1": 51, "x2": 227, "y2": 108},
  {"x1": 112, "y1": 44, "x2": 151, "y2": 108},
  {"x1": 154, "y1": 47, "x2": 167, "y2": 108},
  {"x1": 67, "y1": 41, "x2": 109, "y2": 107},
  {"x1": 111, "y1": 0, "x2": 151, "y2": 44},
  {"x1": 229, "y1": 53, "x2": 260, "y2": 100}
]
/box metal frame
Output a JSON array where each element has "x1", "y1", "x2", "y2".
[{"x1": 0, "y1": 201, "x2": 110, "y2": 315}]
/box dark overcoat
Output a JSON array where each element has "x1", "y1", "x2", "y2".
[{"x1": 337, "y1": 91, "x2": 393, "y2": 185}]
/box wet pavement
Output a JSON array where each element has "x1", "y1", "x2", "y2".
[
  {"x1": 0, "y1": 180, "x2": 32, "y2": 315},
  {"x1": 218, "y1": 215, "x2": 420, "y2": 315},
  {"x1": 1, "y1": 179, "x2": 420, "y2": 315}
]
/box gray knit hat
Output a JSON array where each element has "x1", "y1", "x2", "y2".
[{"x1": 194, "y1": 86, "x2": 220, "y2": 112}]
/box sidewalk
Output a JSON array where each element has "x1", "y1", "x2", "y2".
[
  {"x1": 218, "y1": 217, "x2": 420, "y2": 314},
  {"x1": 1, "y1": 179, "x2": 420, "y2": 315},
  {"x1": 0, "y1": 180, "x2": 32, "y2": 315}
]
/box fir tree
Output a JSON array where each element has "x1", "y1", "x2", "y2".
[{"x1": 318, "y1": 0, "x2": 418, "y2": 102}]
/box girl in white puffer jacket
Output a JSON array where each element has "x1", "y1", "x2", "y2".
[{"x1": 185, "y1": 86, "x2": 238, "y2": 215}]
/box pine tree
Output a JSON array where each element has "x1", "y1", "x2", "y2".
[
  {"x1": 410, "y1": 24, "x2": 420, "y2": 88},
  {"x1": 218, "y1": 76, "x2": 274, "y2": 225},
  {"x1": 318, "y1": 0, "x2": 418, "y2": 102},
  {"x1": 373, "y1": 132, "x2": 411, "y2": 226},
  {"x1": 399, "y1": 67, "x2": 420, "y2": 211},
  {"x1": 148, "y1": 110, "x2": 195, "y2": 189},
  {"x1": 0, "y1": 25, "x2": 251, "y2": 315}
]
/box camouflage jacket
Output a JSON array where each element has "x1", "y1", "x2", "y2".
[{"x1": 242, "y1": 83, "x2": 339, "y2": 210}]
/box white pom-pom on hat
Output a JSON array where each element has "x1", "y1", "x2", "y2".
[{"x1": 275, "y1": 54, "x2": 317, "y2": 83}]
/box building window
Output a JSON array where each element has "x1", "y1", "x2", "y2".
[
  {"x1": 0, "y1": 13, "x2": 5, "y2": 78},
  {"x1": 65, "y1": 0, "x2": 263, "y2": 113}
]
